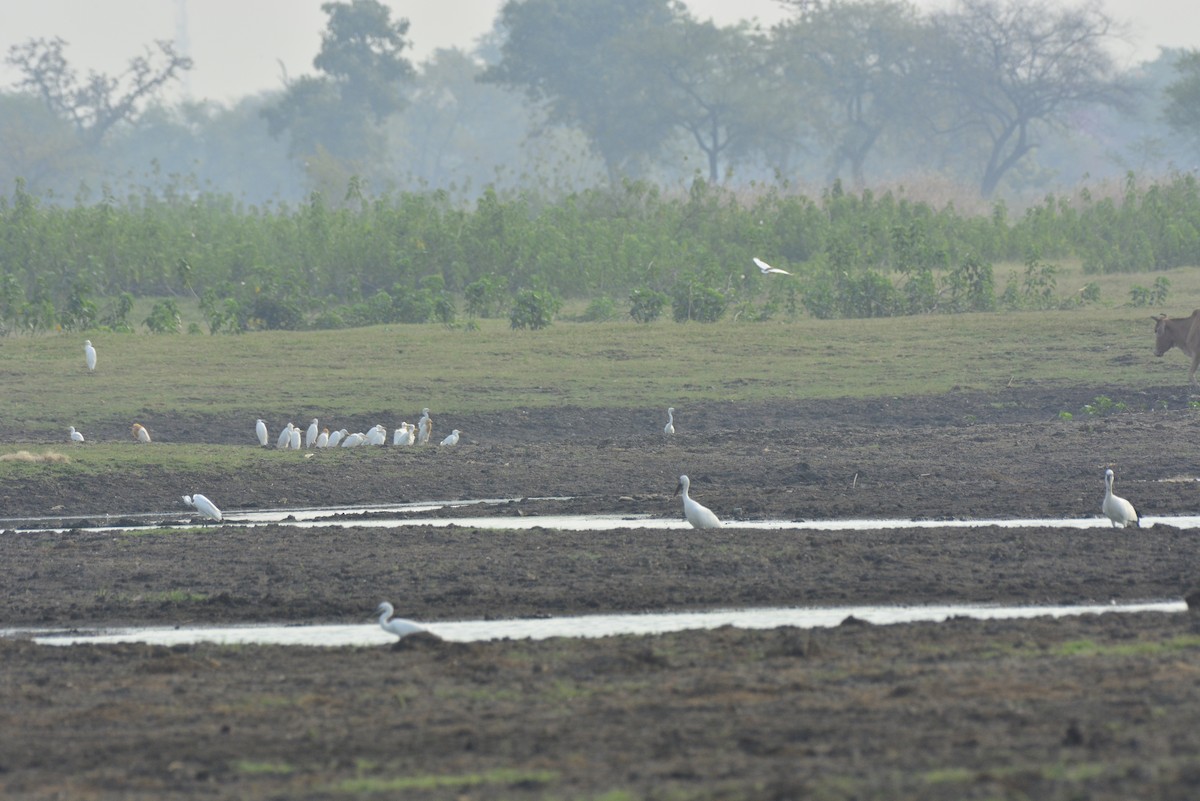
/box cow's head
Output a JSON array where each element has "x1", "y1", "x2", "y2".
[{"x1": 1153, "y1": 314, "x2": 1172, "y2": 356}]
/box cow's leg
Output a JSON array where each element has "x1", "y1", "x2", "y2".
[{"x1": 1190, "y1": 353, "x2": 1200, "y2": 387}]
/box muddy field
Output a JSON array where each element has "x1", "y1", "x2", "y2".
[{"x1": 4, "y1": 384, "x2": 1200, "y2": 799}]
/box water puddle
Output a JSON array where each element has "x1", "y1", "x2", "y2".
[{"x1": 12, "y1": 600, "x2": 1185, "y2": 648}]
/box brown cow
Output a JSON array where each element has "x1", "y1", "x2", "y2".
[{"x1": 1153, "y1": 310, "x2": 1200, "y2": 384}]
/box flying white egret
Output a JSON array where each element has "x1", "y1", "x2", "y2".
[
  {"x1": 68, "y1": 426, "x2": 85, "y2": 443},
  {"x1": 1102, "y1": 468, "x2": 1139, "y2": 528},
  {"x1": 182, "y1": 493, "x2": 223, "y2": 522},
  {"x1": 315, "y1": 427, "x2": 330, "y2": 448},
  {"x1": 664, "y1": 407, "x2": 675, "y2": 435},
  {"x1": 328, "y1": 429, "x2": 346, "y2": 448},
  {"x1": 375, "y1": 602, "x2": 427, "y2": 639},
  {"x1": 753, "y1": 257, "x2": 792, "y2": 276},
  {"x1": 256, "y1": 419, "x2": 269, "y2": 447},
  {"x1": 131, "y1": 423, "x2": 152, "y2": 443},
  {"x1": 83, "y1": 340, "x2": 97, "y2": 371},
  {"x1": 675, "y1": 474, "x2": 722, "y2": 529},
  {"x1": 305, "y1": 418, "x2": 319, "y2": 448},
  {"x1": 440, "y1": 429, "x2": 461, "y2": 446},
  {"x1": 288, "y1": 425, "x2": 301, "y2": 450}
]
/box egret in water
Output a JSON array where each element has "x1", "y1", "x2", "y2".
[
  {"x1": 316, "y1": 427, "x2": 330, "y2": 448},
  {"x1": 182, "y1": 493, "x2": 222, "y2": 522},
  {"x1": 68, "y1": 426, "x2": 85, "y2": 443},
  {"x1": 440, "y1": 429, "x2": 461, "y2": 446},
  {"x1": 84, "y1": 340, "x2": 97, "y2": 371},
  {"x1": 256, "y1": 419, "x2": 269, "y2": 447},
  {"x1": 753, "y1": 257, "x2": 791, "y2": 276},
  {"x1": 675, "y1": 474, "x2": 722, "y2": 529},
  {"x1": 288, "y1": 425, "x2": 302, "y2": 450},
  {"x1": 1102, "y1": 468, "x2": 1139, "y2": 528},
  {"x1": 375, "y1": 601, "x2": 427, "y2": 639},
  {"x1": 664, "y1": 407, "x2": 675, "y2": 435},
  {"x1": 132, "y1": 423, "x2": 152, "y2": 443},
  {"x1": 305, "y1": 418, "x2": 319, "y2": 448}
]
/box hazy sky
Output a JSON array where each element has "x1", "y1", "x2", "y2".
[{"x1": 0, "y1": 0, "x2": 1194, "y2": 105}]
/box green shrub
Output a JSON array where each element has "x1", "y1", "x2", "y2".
[
  {"x1": 579, "y1": 296, "x2": 616, "y2": 322},
  {"x1": 143, "y1": 299, "x2": 182, "y2": 333},
  {"x1": 671, "y1": 280, "x2": 727, "y2": 323},
  {"x1": 629, "y1": 287, "x2": 667, "y2": 323},
  {"x1": 509, "y1": 287, "x2": 560, "y2": 330}
]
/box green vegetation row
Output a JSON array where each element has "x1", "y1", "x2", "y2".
[{"x1": 1, "y1": 171, "x2": 1197, "y2": 334}]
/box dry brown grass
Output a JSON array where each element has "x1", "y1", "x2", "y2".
[{"x1": 0, "y1": 450, "x2": 71, "y2": 464}]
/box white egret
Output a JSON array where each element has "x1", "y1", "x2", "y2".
[
  {"x1": 288, "y1": 425, "x2": 301, "y2": 450},
  {"x1": 342, "y1": 431, "x2": 366, "y2": 448},
  {"x1": 395, "y1": 422, "x2": 414, "y2": 446},
  {"x1": 1102, "y1": 468, "x2": 1139, "y2": 528},
  {"x1": 328, "y1": 429, "x2": 346, "y2": 448},
  {"x1": 182, "y1": 493, "x2": 222, "y2": 522},
  {"x1": 417, "y1": 411, "x2": 432, "y2": 446},
  {"x1": 393, "y1": 426, "x2": 404, "y2": 446},
  {"x1": 675, "y1": 474, "x2": 722, "y2": 529},
  {"x1": 366, "y1": 425, "x2": 387, "y2": 446},
  {"x1": 664, "y1": 407, "x2": 675, "y2": 435},
  {"x1": 132, "y1": 423, "x2": 152, "y2": 443},
  {"x1": 256, "y1": 419, "x2": 269, "y2": 447},
  {"x1": 305, "y1": 418, "x2": 319, "y2": 448},
  {"x1": 276, "y1": 423, "x2": 293, "y2": 449},
  {"x1": 753, "y1": 257, "x2": 791, "y2": 276},
  {"x1": 68, "y1": 426, "x2": 85, "y2": 443},
  {"x1": 315, "y1": 427, "x2": 330, "y2": 448},
  {"x1": 84, "y1": 340, "x2": 97, "y2": 371},
  {"x1": 375, "y1": 602, "x2": 427, "y2": 639},
  {"x1": 440, "y1": 429, "x2": 461, "y2": 446}
]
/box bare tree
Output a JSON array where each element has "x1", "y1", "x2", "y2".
[
  {"x1": 929, "y1": 0, "x2": 1133, "y2": 196},
  {"x1": 6, "y1": 37, "x2": 192, "y2": 147}
]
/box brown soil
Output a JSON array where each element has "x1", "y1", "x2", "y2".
[{"x1": 4, "y1": 384, "x2": 1200, "y2": 799}]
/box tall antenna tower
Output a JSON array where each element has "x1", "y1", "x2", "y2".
[{"x1": 174, "y1": 0, "x2": 193, "y2": 99}]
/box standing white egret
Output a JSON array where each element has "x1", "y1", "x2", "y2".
[
  {"x1": 341, "y1": 431, "x2": 366, "y2": 448},
  {"x1": 674, "y1": 474, "x2": 722, "y2": 529},
  {"x1": 753, "y1": 257, "x2": 791, "y2": 276},
  {"x1": 664, "y1": 407, "x2": 675, "y2": 435},
  {"x1": 328, "y1": 429, "x2": 346, "y2": 448},
  {"x1": 276, "y1": 423, "x2": 293, "y2": 449},
  {"x1": 366, "y1": 425, "x2": 387, "y2": 446},
  {"x1": 68, "y1": 426, "x2": 85, "y2": 443},
  {"x1": 417, "y1": 410, "x2": 432, "y2": 445},
  {"x1": 315, "y1": 427, "x2": 330, "y2": 448},
  {"x1": 375, "y1": 602, "x2": 427, "y2": 639},
  {"x1": 1102, "y1": 468, "x2": 1139, "y2": 528},
  {"x1": 288, "y1": 425, "x2": 302, "y2": 450},
  {"x1": 393, "y1": 426, "x2": 404, "y2": 446},
  {"x1": 440, "y1": 429, "x2": 461, "y2": 446},
  {"x1": 83, "y1": 340, "x2": 97, "y2": 371},
  {"x1": 131, "y1": 423, "x2": 152, "y2": 443},
  {"x1": 255, "y1": 419, "x2": 269, "y2": 447},
  {"x1": 182, "y1": 493, "x2": 222, "y2": 522},
  {"x1": 305, "y1": 419, "x2": 319, "y2": 448},
  {"x1": 395, "y1": 422, "x2": 414, "y2": 446}
]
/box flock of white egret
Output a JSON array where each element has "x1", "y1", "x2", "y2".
[{"x1": 255, "y1": 410, "x2": 462, "y2": 452}]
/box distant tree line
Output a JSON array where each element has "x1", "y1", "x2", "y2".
[{"x1": 2, "y1": 0, "x2": 1200, "y2": 205}]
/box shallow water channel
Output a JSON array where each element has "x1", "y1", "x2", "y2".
[{"x1": 12, "y1": 600, "x2": 1185, "y2": 648}]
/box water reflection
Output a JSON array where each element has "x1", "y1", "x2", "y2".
[{"x1": 17, "y1": 600, "x2": 1185, "y2": 648}]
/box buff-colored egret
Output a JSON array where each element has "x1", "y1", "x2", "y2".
[
  {"x1": 182, "y1": 493, "x2": 222, "y2": 522},
  {"x1": 417, "y1": 412, "x2": 432, "y2": 446},
  {"x1": 375, "y1": 602, "x2": 427, "y2": 639},
  {"x1": 83, "y1": 340, "x2": 97, "y2": 371},
  {"x1": 753, "y1": 257, "x2": 791, "y2": 276},
  {"x1": 305, "y1": 419, "x2": 319, "y2": 448},
  {"x1": 440, "y1": 429, "x2": 461, "y2": 446},
  {"x1": 68, "y1": 426, "x2": 85, "y2": 443},
  {"x1": 315, "y1": 428, "x2": 330, "y2": 448},
  {"x1": 664, "y1": 407, "x2": 675, "y2": 435},
  {"x1": 256, "y1": 419, "x2": 269, "y2": 447},
  {"x1": 675, "y1": 474, "x2": 721, "y2": 529},
  {"x1": 131, "y1": 423, "x2": 151, "y2": 443},
  {"x1": 1102, "y1": 468, "x2": 1139, "y2": 528},
  {"x1": 288, "y1": 425, "x2": 301, "y2": 450}
]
